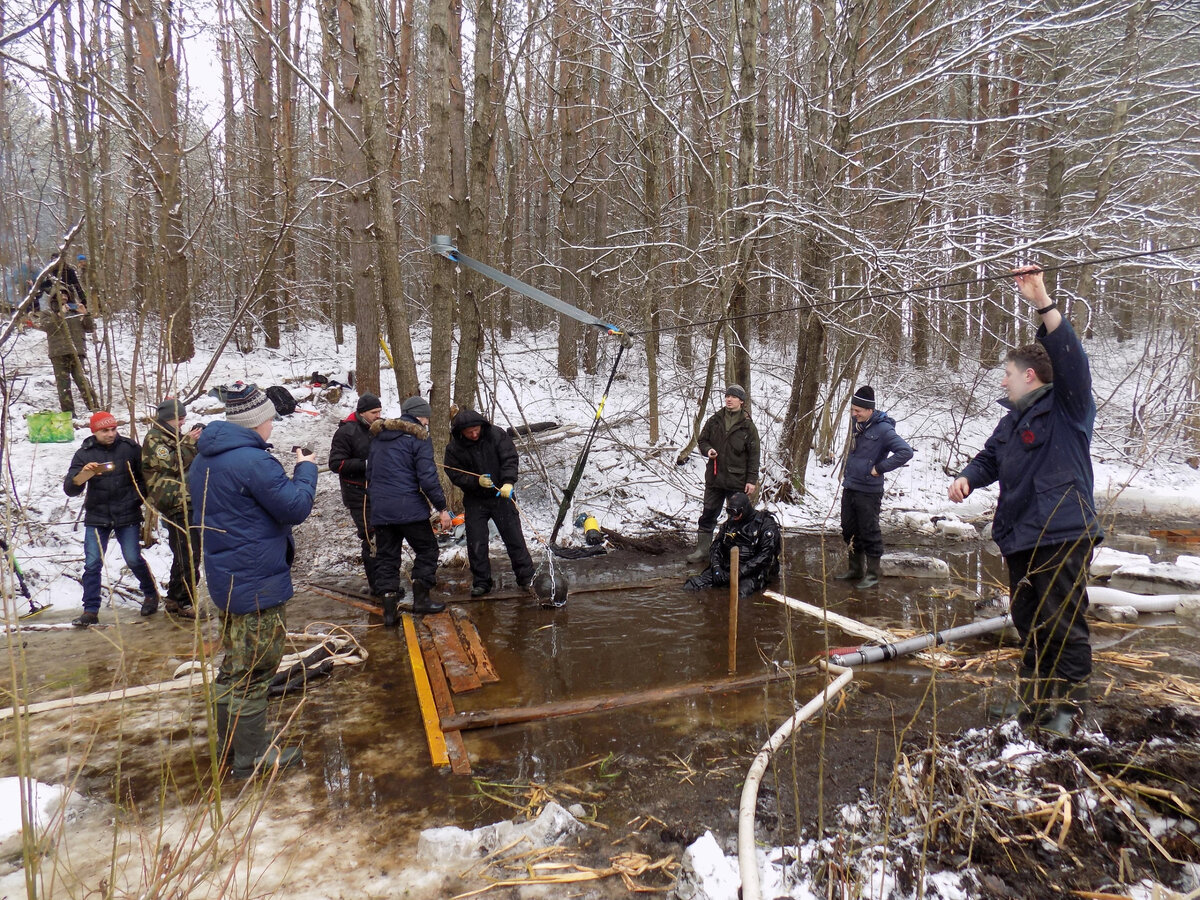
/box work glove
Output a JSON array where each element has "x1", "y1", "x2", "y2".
[
  {"x1": 499, "y1": 483, "x2": 515, "y2": 499},
  {"x1": 683, "y1": 576, "x2": 704, "y2": 591},
  {"x1": 711, "y1": 568, "x2": 729, "y2": 587},
  {"x1": 478, "y1": 473, "x2": 494, "y2": 489}
]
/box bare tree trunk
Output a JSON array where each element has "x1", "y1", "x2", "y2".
[
  {"x1": 249, "y1": 0, "x2": 280, "y2": 349},
  {"x1": 348, "y1": 0, "x2": 420, "y2": 396}
]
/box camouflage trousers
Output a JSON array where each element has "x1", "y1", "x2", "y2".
[{"x1": 214, "y1": 606, "x2": 287, "y2": 716}]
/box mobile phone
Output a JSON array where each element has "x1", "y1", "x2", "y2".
[
  {"x1": 101, "y1": 461, "x2": 115, "y2": 472},
  {"x1": 292, "y1": 445, "x2": 312, "y2": 454}
]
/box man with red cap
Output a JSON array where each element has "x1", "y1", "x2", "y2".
[{"x1": 63, "y1": 411, "x2": 159, "y2": 626}]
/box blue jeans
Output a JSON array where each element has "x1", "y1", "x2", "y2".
[{"x1": 82, "y1": 525, "x2": 158, "y2": 612}]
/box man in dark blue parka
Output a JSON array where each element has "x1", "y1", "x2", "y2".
[
  {"x1": 368, "y1": 395, "x2": 452, "y2": 624},
  {"x1": 190, "y1": 384, "x2": 318, "y2": 778},
  {"x1": 836, "y1": 386, "x2": 914, "y2": 589},
  {"x1": 950, "y1": 267, "x2": 1103, "y2": 736}
]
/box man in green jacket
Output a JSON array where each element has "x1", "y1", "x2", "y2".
[
  {"x1": 35, "y1": 283, "x2": 98, "y2": 414},
  {"x1": 688, "y1": 385, "x2": 761, "y2": 563},
  {"x1": 141, "y1": 398, "x2": 203, "y2": 618}
]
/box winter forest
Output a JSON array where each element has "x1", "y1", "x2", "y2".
[
  {"x1": 4, "y1": 0, "x2": 1200, "y2": 897},
  {"x1": 2, "y1": 0, "x2": 1198, "y2": 475}
]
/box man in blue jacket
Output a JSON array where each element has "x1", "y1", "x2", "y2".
[
  {"x1": 368, "y1": 395, "x2": 453, "y2": 624},
  {"x1": 189, "y1": 384, "x2": 318, "y2": 778},
  {"x1": 836, "y1": 386, "x2": 914, "y2": 589},
  {"x1": 949, "y1": 267, "x2": 1103, "y2": 736}
]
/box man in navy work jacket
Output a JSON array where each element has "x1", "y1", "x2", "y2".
[
  {"x1": 368, "y1": 395, "x2": 453, "y2": 625},
  {"x1": 443, "y1": 409, "x2": 535, "y2": 597},
  {"x1": 836, "y1": 385, "x2": 913, "y2": 589},
  {"x1": 189, "y1": 384, "x2": 318, "y2": 779},
  {"x1": 949, "y1": 266, "x2": 1103, "y2": 736}
]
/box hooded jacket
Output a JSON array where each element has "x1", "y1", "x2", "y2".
[
  {"x1": 958, "y1": 320, "x2": 1104, "y2": 556},
  {"x1": 329, "y1": 412, "x2": 372, "y2": 505},
  {"x1": 443, "y1": 409, "x2": 520, "y2": 502},
  {"x1": 188, "y1": 420, "x2": 318, "y2": 614},
  {"x1": 842, "y1": 410, "x2": 914, "y2": 493},
  {"x1": 142, "y1": 420, "x2": 198, "y2": 519},
  {"x1": 367, "y1": 416, "x2": 448, "y2": 526},
  {"x1": 63, "y1": 434, "x2": 148, "y2": 528},
  {"x1": 698, "y1": 408, "x2": 761, "y2": 492}
]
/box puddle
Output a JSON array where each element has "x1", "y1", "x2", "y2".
[{"x1": 5, "y1": 531, "x2": 1200, "y2": 888}]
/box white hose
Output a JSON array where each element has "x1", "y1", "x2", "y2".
[
  {"x1": 1087, "y1": 585, "x2": 1193, "y2": 614},
  {"x1": 738, "y1": 664, "x2": 855, "y2": 900}
]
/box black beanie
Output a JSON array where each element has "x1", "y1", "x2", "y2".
[
  {"x1": 356, "y1": 392, "x2": 382, "y2": 414},
  {"x1": 852, "y1": 385, "x2": 876, "y2": 409}
]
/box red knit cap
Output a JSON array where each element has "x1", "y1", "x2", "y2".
[{"x1": 89, "y1": 411, "x2": 118, "y2": 432}]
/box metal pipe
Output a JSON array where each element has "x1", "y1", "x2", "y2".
[{"x1": 828, "y1": 614, "x2": 1012, "y2": 667}]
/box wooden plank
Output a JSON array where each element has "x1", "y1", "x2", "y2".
[
  {"x1": 424, "y1": 612, "x2": 483, "y2": 693},
  {"x1": 416, "y1": 622, "x2": 472, "y2": 775},
  {"x1": 450, "y1": 607, "x2": 499, "y2": 684},
  {"x1": 441, "y1": 664, "x2": 818, "y2": 732},
  {"x1": 1149, "y1": 529, "x2": 1200, "y2": 544},
  {"x1": 401, "y1": 613, "x2": 449, "y2": 767}
]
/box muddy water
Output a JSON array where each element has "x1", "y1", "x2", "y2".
[{"x1": 5, "y1": 531, "x2": 1200, "y2": 851}]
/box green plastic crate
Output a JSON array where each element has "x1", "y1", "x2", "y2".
[{"x1": 27, "y1": 410, "x2": 75, "y2": 443}]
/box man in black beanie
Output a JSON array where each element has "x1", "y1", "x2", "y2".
[
  {"x1": 329, "y1": 393, "x2": 384, "y2": 594},
  {"x1": 835, "y1": 385, "x2": 913, "y2": 588}
]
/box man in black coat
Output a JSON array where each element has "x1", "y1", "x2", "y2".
[
  {"x1": 329, "y1": 393, "x2": 383, "y2": 593},
  {"x1": 443, "y1": 409, "x2": 536, "y2": 597},
  {"x1": 684, "y1": 492, "x2": 782, "y2": 598},
  {"x1": 63, "y1": 411, "x2": 159, "y2": 626}
]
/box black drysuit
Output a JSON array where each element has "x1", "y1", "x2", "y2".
[{"x1": 685, "y1": 508, "x2": 782, "y2": 598}]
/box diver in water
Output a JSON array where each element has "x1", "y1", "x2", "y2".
[{"x1": 684, "y1": 492, "x2": 781, "y2": 598}]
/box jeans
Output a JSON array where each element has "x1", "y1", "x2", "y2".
[
  {"x1": 840, "y1": 488, "x2": 884, "y2": 558},
  {"x1": 82, "y1": 524, "x2": 158, "y2": 612}
]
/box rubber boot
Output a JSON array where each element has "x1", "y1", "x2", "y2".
[
  {"x1": 140, "y1": 592, "x2": 159, "y2": 616},
  {"x1": 835, "y1": 551, "x2": 864, "y2": 581},
  {"x1": 212, "y1": 691, "x2": 232, "y2": 772},
  {"x1": 987, "y1": 668, "x2": 1037, "y2": 720},
  {"x1": 1039, "y1": 679, "x2": 1089, "y2": 737},
  {"x1": 380, "y1": 591, "x2": 400, "y2": 627},
  {"x1": 856, "y1": 557, "x2": 881, "y2": 589},
  {"x1": 411, "y1": 581, "x2": 445, "y2": 615},
  {"x1": 687, "y1": 530, "x2": 713, "y2": 564},
  {"x1": 228, "y1": 704, "x2": 302, "y2": 780}
]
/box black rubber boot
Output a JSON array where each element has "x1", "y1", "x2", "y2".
[
  {"x1": 686, "y1": 531, "x2": 713, "y2": 564},
  {"x1": 380, "y1": 591, "x2": 400, "y2": 627},
  {"x1": 411, "y1": 581, "x2": 445, "y2": 615},
  {"x1": 987, "y1": 668, "x2": 1037, "y2": 720},
  {"x1": 856, "y1": 557, "x2": 882, "y2": 589},
  {"x1": 835, "y1": 551, "x2": 865, "y2": 581},
  {"x1": 1039, "y1": 679, "x2": 1089, "y2": 737},
  {"x1": 213, "y1": 691, "x2": 232, "y2": 771},
  {"x1": 229, "y1": 706, "x2": 302, "y2": 780},
  {"x1": 470, "y1": 580, "x2": 493, "y2": 598}
]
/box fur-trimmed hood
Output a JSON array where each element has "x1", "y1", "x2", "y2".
[{"x1": 370, "y1": 416, "x2": 428, "y2": 439}]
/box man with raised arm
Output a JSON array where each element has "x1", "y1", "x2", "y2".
[{"x1": 948, "y1": 267, "x2": 1103, "y2": 735}]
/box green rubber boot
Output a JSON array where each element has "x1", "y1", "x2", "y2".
[
  {"x1": 1039, "y1": 679, "x2": 1089, "y2": 737},
  {"x1": 835, "y1": 551, "x2": 864, "y2": 581},
  {"x1": 987, "y1": 669, "x2": 1038, "y2": 720},
  {"x1": 229, "y1": 702, "x2": 302, "y2": 780},
  {"x1": 687, "y1": 530, "x2": 713, "y2": 564},
  {"x1": 856, "y1": 557, "x2": 882, "y2": 589}
]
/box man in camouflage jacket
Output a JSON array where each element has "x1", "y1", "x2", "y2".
[{"x1": 142, "y1": 398, "x2": 202, "y2": 618}]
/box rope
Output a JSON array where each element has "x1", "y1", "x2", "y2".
[
  {"x1": 633, "y1": 241, "x2": 1200, "y2": 337},
  {"x1": 546, "y1": 342, "x2": 626, "y2": 558}
]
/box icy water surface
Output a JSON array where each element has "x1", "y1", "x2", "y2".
[{"x1": 5, "y1": 531, "x2": 1200, "y2": 845}]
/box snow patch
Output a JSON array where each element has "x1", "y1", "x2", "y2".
[{"x1": 1090, "y1": 547, "x2": 1151, "y2": 578}]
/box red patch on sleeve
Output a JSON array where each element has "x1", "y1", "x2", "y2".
[{"x1": 1021, "y1": 430, "x2": 1035, "y2": 444}]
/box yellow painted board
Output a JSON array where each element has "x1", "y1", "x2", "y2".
[{"x1": 402, "y1": 613, "x2": 449, "y2": 767}]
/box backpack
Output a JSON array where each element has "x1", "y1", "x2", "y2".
[{"x1": 265, "y1": 385, "x2": 298, "y2": 417}]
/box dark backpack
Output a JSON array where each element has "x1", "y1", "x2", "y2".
[{"x1": 265, "y1": 385, "x2": 298, "y2": 416}]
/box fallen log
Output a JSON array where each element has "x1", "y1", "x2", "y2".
[{"x1": 441, "y1": 664, "x2": 818, "y2": 732}]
